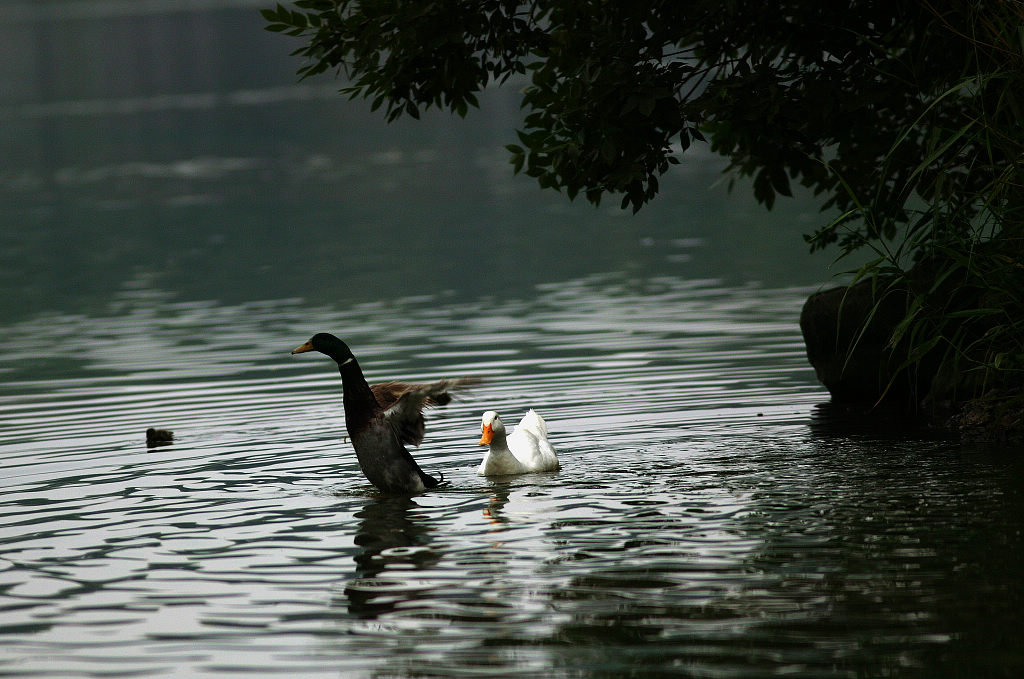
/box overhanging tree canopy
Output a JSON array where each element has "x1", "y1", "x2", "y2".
[
  {"x1": 264, "y1": 0, "x2": 1024, "y2": 412},
  {"x1": 264, "y1": 1, "x2": 1021, "y2": 248}
]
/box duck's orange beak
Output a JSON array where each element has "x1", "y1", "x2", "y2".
[
  {"x1": 479, "y1": 424, "x2": 494, "y2": 445},
  {"x1": 291, "y1": 340, "x2": 314, "y2": 355}
]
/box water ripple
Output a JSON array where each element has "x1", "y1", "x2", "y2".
[{"x1": 1, "y1": 280, "x2": 1022, "y2": 677}]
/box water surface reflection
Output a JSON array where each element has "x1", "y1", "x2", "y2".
[
  {"x1": 345, "y1": 497, "x2": 439, "y2": 619},
  {"x1": 3, "y1": 4, "x2": 1023, "y2": 676},
  {"x1": 1, "y1": 276, "x2": 1022, "y2": 677}
]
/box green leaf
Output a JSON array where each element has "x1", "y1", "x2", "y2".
[
  {"x1": 599, "y1": 138, "x2": 616, "y2": 163},
  {"x1": 946, "y1": 308, "x2": 1004, "y2": 318},
  {"x1": 769, "y1": 166, "x2": 792, "y2": 197},
  {"x1": 753, "y1": 170, "x2": 775, "y2": 209}
]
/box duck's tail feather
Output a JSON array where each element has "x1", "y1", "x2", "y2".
[{"x1": 520, "y1": 408, "x2": 548, "y2": 438}]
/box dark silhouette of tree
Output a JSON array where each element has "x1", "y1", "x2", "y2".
[{"x1": 265, "y1": 0, "x2": 1024, "y2": 408}]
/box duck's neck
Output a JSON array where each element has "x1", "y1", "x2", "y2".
[
  {"x1": 482, "y1": 432, "x2": 520, "y2": 474},
  {"x1": 488, "y1": 430, "x2": 511, "y2": 453},
  {"x1": 338, "y1": 358, "x2": 379, "y2": 427}
]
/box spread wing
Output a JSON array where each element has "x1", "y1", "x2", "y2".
[{"x1": 372, "y1": 378, "x2": 479, "y2": 447}]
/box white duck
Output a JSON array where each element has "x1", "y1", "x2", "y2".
[{"x1": 477, "y1": 409, "x2": 560, "y2": 476}]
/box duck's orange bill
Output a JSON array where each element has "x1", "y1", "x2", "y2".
[
  {"x1": 478, "y1": 424, "x2": 494, "y2": 445},
  {"x1": 291, "y1": 340, "x2": 314, "y2": 354}
]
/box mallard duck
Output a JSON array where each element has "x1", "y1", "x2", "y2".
[
  {"x1": 292, "y1": 332, "x2": 475, "y2": 494},
  {"x1": 477, "y1": 409, "x2": 560, "y2": 476}
]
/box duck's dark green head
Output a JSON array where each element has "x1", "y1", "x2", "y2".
[{"x1": 291, "y1": 332, "x2": 355, "y2": 365}]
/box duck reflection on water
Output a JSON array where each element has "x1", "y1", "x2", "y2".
[{"x1": 343, "y1": 496, "x2": 440, "y2": 618}]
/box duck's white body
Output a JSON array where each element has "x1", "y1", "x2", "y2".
[{"x1": 477, "y1": 409, "x2": 560, "y2": 476}]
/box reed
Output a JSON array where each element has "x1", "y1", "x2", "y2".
[{"x1": 810, "y1": 2, "x2": 1024, "y2": 413}]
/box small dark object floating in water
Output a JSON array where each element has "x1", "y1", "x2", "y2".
[{"x1": 146, "y1": 428, "x2": 174, "y2": 446}]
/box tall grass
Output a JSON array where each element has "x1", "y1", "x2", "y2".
[{"x1": 813, "y1": 2, "x2": 1024, "y2": 410}]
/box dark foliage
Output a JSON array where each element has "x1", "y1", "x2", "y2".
[
  {"x1": 263, "y1": 1, "x2": 1016, "y2": 221},
  {"x1": 264, "y1": 0, "x2": 1024, "y2": 402}
]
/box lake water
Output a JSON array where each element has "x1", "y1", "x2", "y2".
[{"x1": 2, "y1": 3, "x2": 1023, "y2": 678}]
